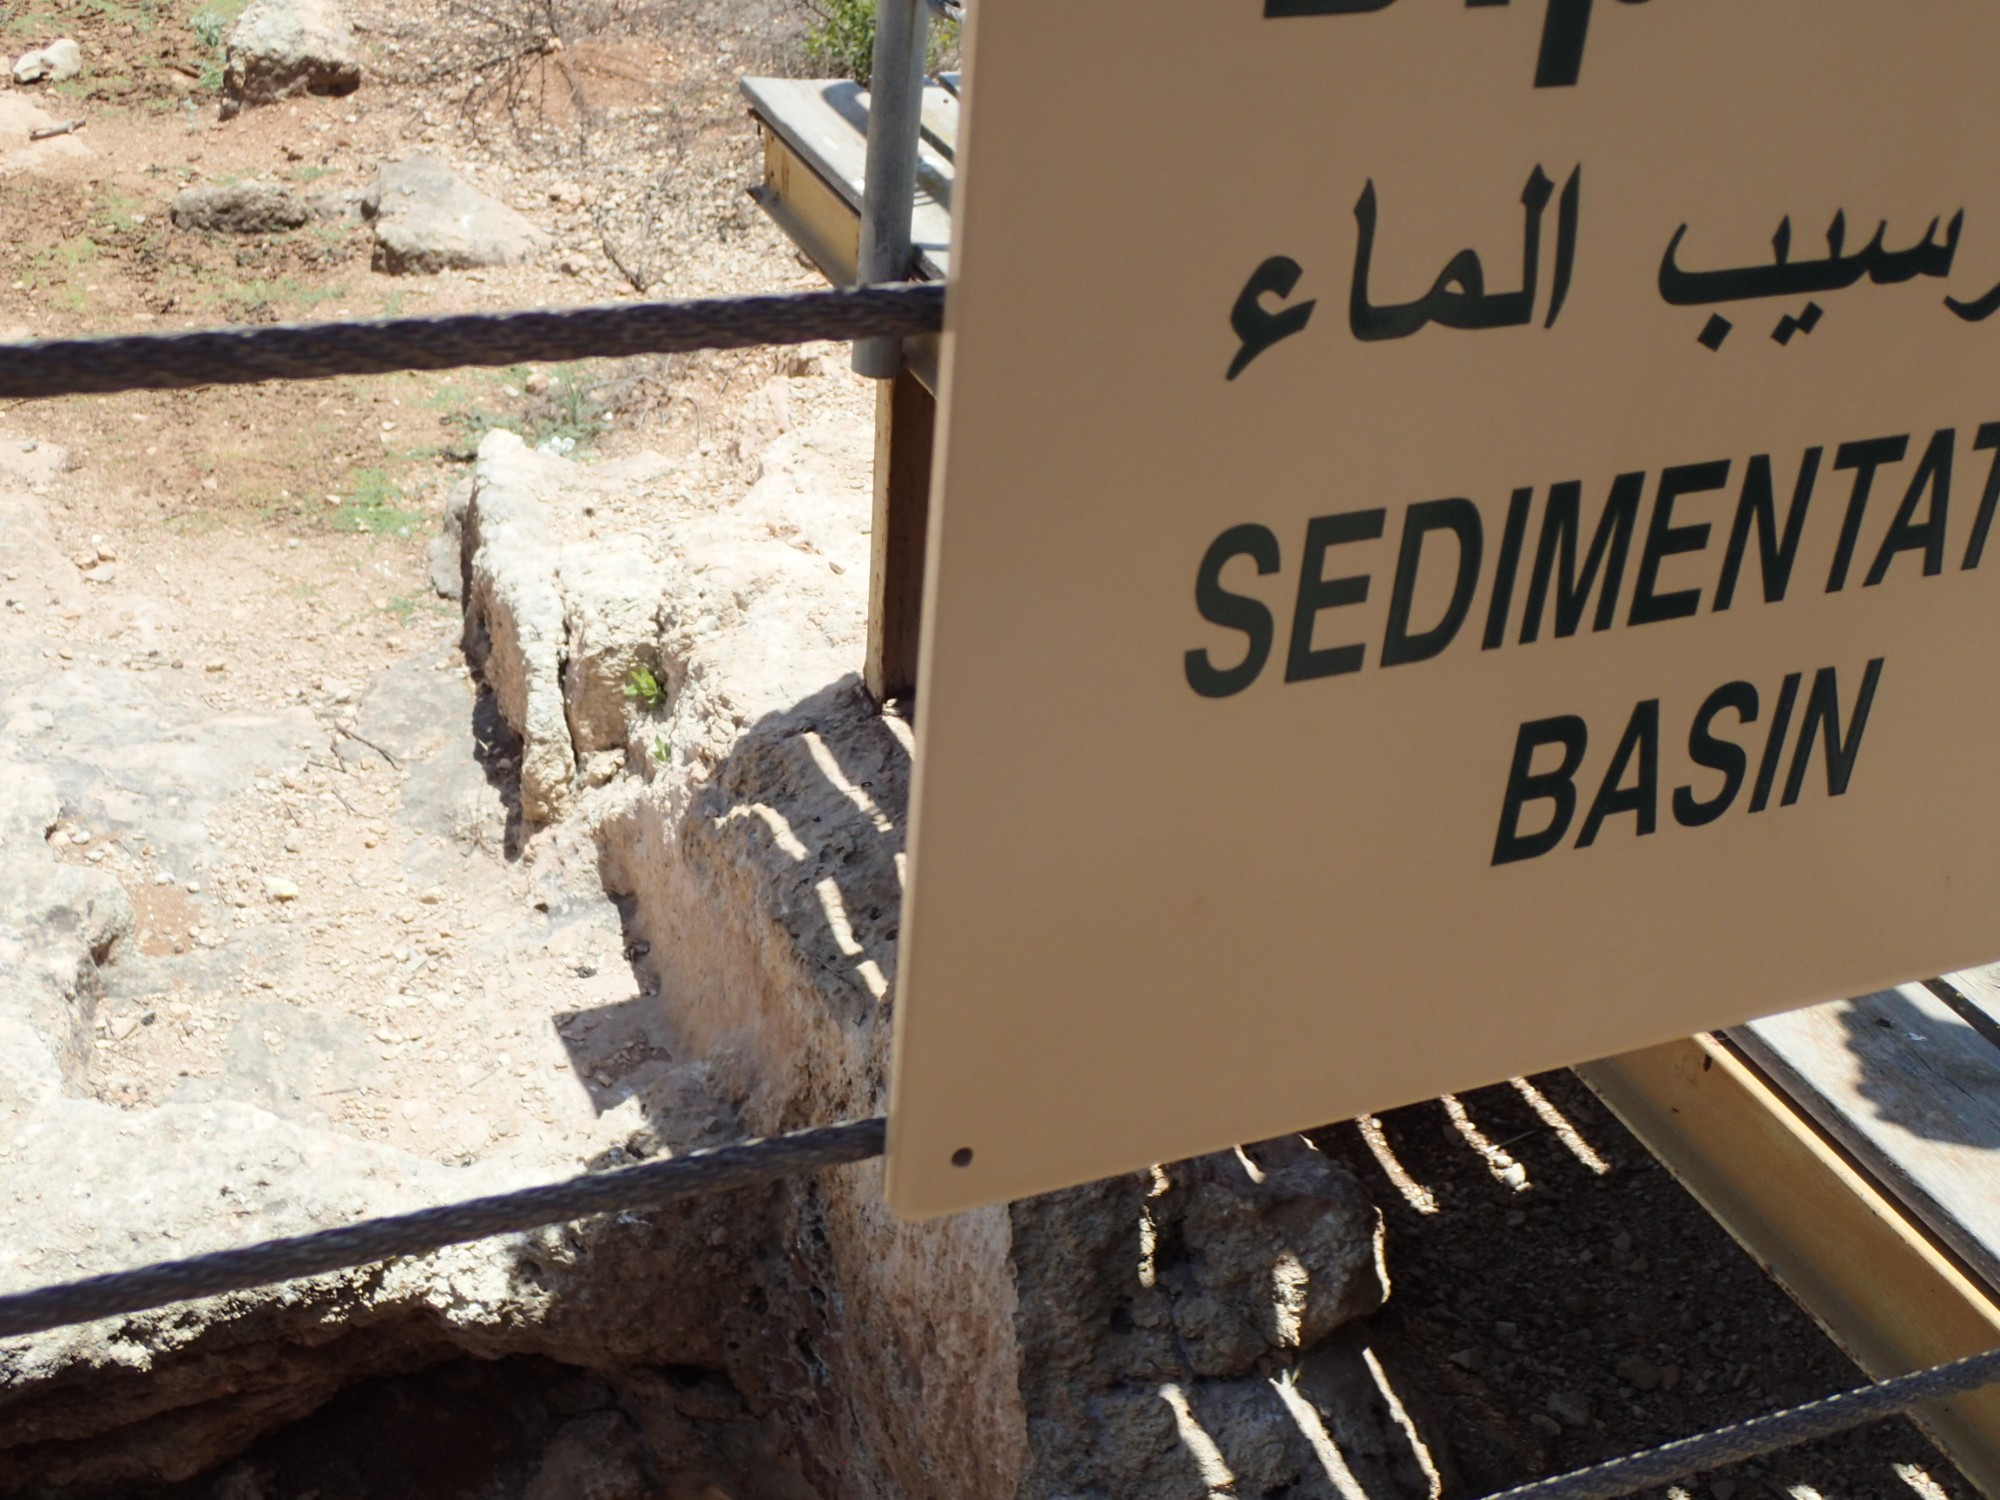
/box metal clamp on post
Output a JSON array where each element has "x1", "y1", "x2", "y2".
[{"x1": 853, "y1": 0, "x2": 932, "y2": 378}]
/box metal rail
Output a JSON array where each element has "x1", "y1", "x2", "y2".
[
  {"x1": 0, "y1": 1120, "x2": 886, "y2": 1339},
  {"x1": 0, "y1": 285, "x2": 946, "y2": 400}
]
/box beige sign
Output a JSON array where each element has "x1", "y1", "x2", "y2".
[{"x1": 886, "y1": 0, "x2": 2000, "y2": 1217}]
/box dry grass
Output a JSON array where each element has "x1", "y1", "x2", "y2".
[{"x1": 417, "y1": 0, "x2": 809, "y2": 136}]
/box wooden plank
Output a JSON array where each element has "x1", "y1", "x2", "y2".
[
  {"x1": 753, "y1": 131, "x2": 862, "y2": 286},
  {"x1": 866, "y1": 367, "x2": 935, "y2": 704},
  {"x1": 1945, "y1": 964, "x2": 2000, "y2": 1034},
  {"x1": 920, "y1": 86, "x2": 960, "y2": 160},
  {"x1": 1737, "y1": 987, "x2": 2000, "y2": 1292},
  {"x1": 740, "y1": 76, "x2": 954, "y2": 279},
  {"x1": 742, "y1": 77, "x2": 872, "y2": 214},
  {"x1": 1579, "y1": 1036, "x2": 2000, "y2": 1497},
  {"x1": 744, "y1": 115, "x2": 944, "y2": 393}
]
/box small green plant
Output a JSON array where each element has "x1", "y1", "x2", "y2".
[
  {"x1": 800, "y1": 0, "x2": 876, "y2": 85},
  {"x1": 437, "y1": 366, "x2": 607, "y2": 460},
  {"x1": 623, "y1": 664, "x2": 667, "y2": 713},
  {"x1": 214, "y1": 275, "x2": 347, "y2": 321},
  {"x1": 385, "y1": 593, "x2": 433, "y2": 623},
  {"x1": 649, "y1": 734, "x2": 673, "y2": 764},
  {"x1": 327, "y1": 468, "x2": 424, "y2": 536},
  {"x1": 798, "y1": 0, "x2": 958, "y2": 87},
  {"x1": 189, "y1": 8, "x2": 228, "y2": 48},
  {"x1": 19, "y1": 236, "x2": 101, "y2": 313},
  {"x1": 190, "y1": 0, "x2": 249, "y2": 90},
  {"x1": 28, "y1": 235, "x2": 101, "y2": 282},
  {"x1": 551, "y1": 370, "x2": 594, "y2": 437},
  {"x1": 95, "y1": 187, "x2": 148, "y2": 236},
  {"x1": 2, "y1": 10, "x2": 62, "y2": 42}
]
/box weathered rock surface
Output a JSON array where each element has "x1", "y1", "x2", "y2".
[
  {"x1": 364, "y1": 157, "x2": 549, "y2": 275},
  {"x1": 220, "y1": 0, "x2": 361, "y2": 116},
  {"x1": 450, "y1": 419, "x2": 1410, "y2": 1499},
  {"x1": 304, "y1": 185, "x2": 368, "y2": 225},
  {"x1": 459, "y1": 436, "x2": 580, "y2": 822},
  {"x1": 11, "y1": 40, "x2": 81, "y2": 85},
  {"x1": 0, "y1": 98, "x2": 92, "y2": 175},
  {"x1": 0, "y1": 440, "x2": 812, "y2": 1499},
  {"x1": 169, "y1": 183, "x2": 312, "y2": 235},
  {"x1": 0, "y1": 402, "x2": 1404, "y2": 1498},
  {"x1": 1012, "y1": 1140, "x2": 1426, "y2": 1497}
]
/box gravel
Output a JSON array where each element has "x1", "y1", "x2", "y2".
[{"x1": 1312, "y1": 1071, "x2": 1978, "y2": 1499}]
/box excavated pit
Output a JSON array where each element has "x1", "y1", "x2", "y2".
[{"x1": 0, "y1": 407, "x2": 1412, "y2": 1500}]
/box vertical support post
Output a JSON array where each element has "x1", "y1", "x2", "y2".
[
  {"x1": 857, "y1": 0, "x2": 937, "y2": 703},
  {"x1": 853, "y1": 0, "x2": 931, "y2": 374},
  {"x1": 866, "y1": 366, "x2": 935, "y2": 704}
]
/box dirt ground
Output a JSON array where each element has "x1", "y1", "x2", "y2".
[
  {"x1": 1319, "y1": 1075, "x2": 1976, "y2": 1500},
  {"x1": 0, "y1": 0, "x2": 866, "y2": 1167},
  {"x1": 0, "y1": 1, "x2": 1986, "y2": 1496}
]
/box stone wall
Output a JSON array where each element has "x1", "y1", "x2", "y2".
[{"x1": 458, "y1": 424, "x2": 1422, "y2": 1499}]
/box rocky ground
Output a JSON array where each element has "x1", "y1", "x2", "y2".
[
  {"x1": 0, "y1": 0, "x2": 849, "y2": 1166},
  {"x1": 0, "y1": 0, "x2": 1985, "y2": 1497},
  {"x1": 1316, "y1": 1079, "x2": 1975, "y2": 1500}
]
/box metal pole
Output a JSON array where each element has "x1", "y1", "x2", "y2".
[{"x1": 853, "y1": 0, "x2": 931, "y2": 377}]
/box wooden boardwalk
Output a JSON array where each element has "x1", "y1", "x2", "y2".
[{"x1": 1743, "y1": 973, "x2": 2000, "y2": 1293}]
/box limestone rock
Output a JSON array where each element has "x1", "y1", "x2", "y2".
[
  {"x1": 0, "y1": 99, "x2": 91, "y2": 176},
  {"x1": 170, "y1": 182, "x2": 311, "y2": 235},
  {"x1": 427, "y1": 533, "x2": 462, "y2": 600},
  {"x1": 444, "y1": 410, "x2": 1406, "y2": 1499},
  {"x1": 220, "y1": 0, "x2": 361, "y2": 116},
  {"x1": 1009, "y1": 1136, "x2": 1397, "y2": 1496},
  {"x1": 0, "y1": 1077, "x2": 769, "y2": 1496},
  {"x1": 459, "y1": 432, "x2": 576, "y2": 822},
  {"x1": 364, "y1": 156, "x2": 549, "y2": 275},
  {"x1": 303, "y1": 185, "x2": 367, "y2": 224},
  {"x1": 0, "y1": 462, "x2": 819, "y2": 1497},
  {"x1": 427, "y1": 477, "x2": 472, "y2": 602},
  {"x1": 11, "y1": 40, "x2": 81, "y2": 85},
  {"x1": 0, "y1": 393, "x2": 1406, "y2": 1499},
  {"x1": 557, "y1": 540, "x2": 670, "y2": 756},
  {"x1": 729, "y1": 377, "x2": 791, "y2": 479},
  {"x1": 0, "y1": 751, "x2": 763, "y2": 1493},
  {"x1": 0, "y1": 755, "x2": 57, "y2": 846}
]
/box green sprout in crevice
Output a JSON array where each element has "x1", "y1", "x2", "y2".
[{"x1": 623, "y1": 663, "x2": 667, "y2": 713}]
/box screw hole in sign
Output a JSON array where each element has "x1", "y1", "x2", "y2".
[{"x1": 951, "y1": 1148, "x2": 974, "y2": 1168}]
